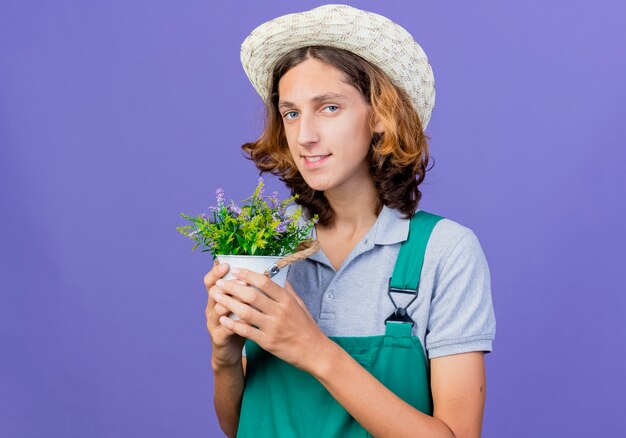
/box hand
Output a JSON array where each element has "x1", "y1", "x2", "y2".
[
  {"x1": 203, "y1": 262, "x2": 249, "y2": 369},
  {"x1": 213, "y1": 267, "x2": 332, "y2": 374}
]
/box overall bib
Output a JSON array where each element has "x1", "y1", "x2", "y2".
[{"x1": 237, "y1": 210, "x2": 444, "y2": 437}]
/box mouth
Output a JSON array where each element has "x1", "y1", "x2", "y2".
[{"x1": 301, "y1": 154, "x2": 331, "y2": 168}]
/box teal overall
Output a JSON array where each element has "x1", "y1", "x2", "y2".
[{"x1": 237, "y1": 211, "x2": 444, "y2": 437}]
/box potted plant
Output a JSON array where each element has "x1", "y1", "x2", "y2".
[{"x1": 176, "y1": 177, "x2": 317, "y2": 291}]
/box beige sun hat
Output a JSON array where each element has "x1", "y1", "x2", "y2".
[{"x1": 240, "y1": 4, "x2": 436, "y2": 129}]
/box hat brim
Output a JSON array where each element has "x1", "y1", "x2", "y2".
[{"x1": 240, "y1": 4, "x2": 435, "y2": 129}]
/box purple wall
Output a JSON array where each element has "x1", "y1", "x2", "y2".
[{"x1": 1, "y1": 1, "x2": 625, "y2": 436}]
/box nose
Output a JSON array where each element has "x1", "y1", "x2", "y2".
[{"x1": 296, "y1": 111, "x2": 319, "y2": 149}]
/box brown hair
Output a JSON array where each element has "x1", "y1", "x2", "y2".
[{"x1": 241, "y1": 45, "x2": 433, "y2": 226}]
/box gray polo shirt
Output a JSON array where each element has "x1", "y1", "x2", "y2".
[{"x1": 243, "y1": 205, "x2": 496, "y2": 369}]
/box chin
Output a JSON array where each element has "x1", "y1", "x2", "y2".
[{"x1": 300, "y1": 175, "x2": 332, "y2": 193}]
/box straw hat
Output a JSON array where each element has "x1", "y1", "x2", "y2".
[{"x1": 240, "y1": 4, "x2": 436, "y2": 129}]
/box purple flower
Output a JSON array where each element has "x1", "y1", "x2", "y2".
[
  {"x1": 228, "y1": 201, "x2": 241, "y2": 216},
  {"x1": 270, "y1": 191, "x2": 279, "y2": 209},
  {"x1": 274, "y1": 221, "x2": 288, "y2": 234},
  {"x1": 201, "y1": 212, "x2": 216, "y2": 224},
  {"x1": 273, "y1": 211, "x2": 292, "y2": 225},
  {"x1": 257, "y1": 177, "x2": 265, "y2": 197},
  {"x1": 216, "y1": 188, "x2": 225, "y2": 206}
]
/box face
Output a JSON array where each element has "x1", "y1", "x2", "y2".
[{"x1": 277, "y1": 57, "x2": 383, "y2": 196}]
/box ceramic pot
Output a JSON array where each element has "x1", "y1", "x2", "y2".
[{"x1": 215, "y1": 254, "x2": 289, "y2": 320}]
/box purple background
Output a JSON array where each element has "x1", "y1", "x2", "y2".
[{"x1": 1, "y1": 1, "x2": 624, "y2": 436}]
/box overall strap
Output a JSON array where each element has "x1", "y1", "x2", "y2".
[
  {"x1": 385, "y1": 210, "x2": 444, "y2": 329},
  {"x1": 391, "y1": 210, "x2": 444, "y2": 290}
]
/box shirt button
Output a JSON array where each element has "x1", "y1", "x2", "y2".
[{"x1": 326, "y1": 293, "x2": 334, "y2": 300}]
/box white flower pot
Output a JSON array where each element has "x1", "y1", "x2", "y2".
[{"x1": 215, "y1": 254, "x2": 290, "y2": 320}]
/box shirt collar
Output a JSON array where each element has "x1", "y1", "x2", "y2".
[
  {"x1": 371, "y1": 204, "x2": 410, "y2": 245},
  {"x1": 304, "y1": 204, "x2": 410, "y2": 268},
  {"x1": 308, "y1": 204, "x2": 410, "y2": 246}
]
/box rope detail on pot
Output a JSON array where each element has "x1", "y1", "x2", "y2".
[
  {"x1": 272, "y1": 240, "x2": 320, "y2": 270},
  {"x1": 263, "y1": 239, "x2": 321, "y2": 278}
]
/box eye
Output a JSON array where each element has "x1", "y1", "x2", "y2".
[
  {"x1": 323, "y1": 105, "x2": 339, "y2": 113},
  {"x1": 283, "y1": 111, "x2": 299, "y2": 120}
]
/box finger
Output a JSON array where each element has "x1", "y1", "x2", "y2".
[
  {"x1": 229, "y1": 267, "x2": 285, "y2": 302},
  {"x1": 216, "y1": 278, "x2": 275, "y2": 313},
  {"x1": 204, "y1": 263, "x2": 230, "y2": 293},
  {"x1": 207, "y1": 284, "x2": 232, "y2": 321},
  {"x1": 214, "y1": 288, "x2": 269, "y2": 328},
  {"x1": 216, "y1": 310, "x2": 251, "y2": 328},
  {"x1": 214, "y1": 302, "x2": 230, "y2": 316},
  {"x1": 219, "y1": 324, "x2": 236, "y2": 335},
  {"x1": 219, "y1": 314, "x2": 264, "y2": 344},
  {"x1": 210, "y1": 285, "x2": 253, "y2": 323},
  {"x1": 214, "y1": 301, "x2": 250, "y2": 324},
  {"x1": 206, "y1": 300, "x2": 251, "y2": 330},
  {"x1": 208, "y1": 284, "x2": 225, "y2": 308},
  {"x1": 213, "y1": 298, "x2": 252, "y2": 324}
]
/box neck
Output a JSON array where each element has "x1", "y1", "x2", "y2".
[{"x1": 322, "y1": 177, "x2": 380, "y2": 231}]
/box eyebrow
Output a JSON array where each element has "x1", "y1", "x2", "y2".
[{"x1": 278, "y1": 93, "x2": 348, "y2": 109}]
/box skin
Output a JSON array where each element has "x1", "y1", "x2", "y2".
[
  {"x1": 204, "y1": 264, "x2": 246, "y2": 437},
  {"x1": 205, "y1": 58, "x2": 487, "y2": 437}
]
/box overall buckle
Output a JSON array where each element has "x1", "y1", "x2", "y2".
[{"x1": 384, "y1": 278, "x2": 418, "y2": 326}]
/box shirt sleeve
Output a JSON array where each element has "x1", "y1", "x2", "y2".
[{"x1": 425, "y1": 230, "x2": 496, "y2": 359}]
